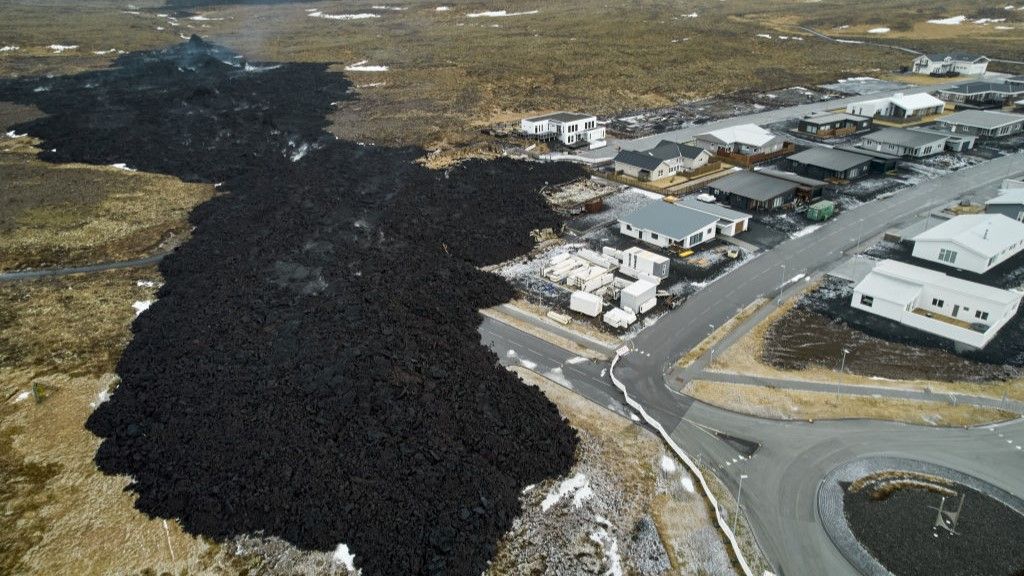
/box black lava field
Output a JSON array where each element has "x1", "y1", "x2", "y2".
[{"x1": 0, "y1": 37, "x2": 582, "y2": 576}]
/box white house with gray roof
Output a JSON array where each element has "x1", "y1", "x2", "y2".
[
  {"x1": 618, "y1": 201, "x2": 718, "y2": 249},
  {"x1": 912, "y1": 214, "x2": 1024, "y2": 274},
  {"x1": 912, "y1": 53, "x2": 989, "y2": 76},
  {"x1": 677, "y1": 196, "x2": 751, "y2": 236},
  {"x1": 857, "y1": 127, "x2": 949, "y2": 157},
  {"x1": 985, "y1": 180, "x2": 1024, "y2": 221},
  {"x1": 520, "y1": 112, "x2": 606, "y2": 148},
  {"x1": 936, "y1": 110, "x2": 1024, "y2": 138},
  {"x1": 852, "y1": 259, "x2": 1020, "y2": 349},
  {"x1": 613, "y1": 140, "x2": 712, "y2": 181}
]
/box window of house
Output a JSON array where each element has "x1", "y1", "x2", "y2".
[
  {"x1": 975, "y1": 310, "x2": 989, "y2": 321},
  {"x1": 932, "y1": 298, "x2": 945, "y2": 308},
  {"x1": 625, "y1": 224, "x2": 632, "y2": 231},
  {"x1": 860, "y1": 295, "x2": 874, "y2": 307},
  {"x1": 938, "y1": 248, "x2": 958, "y2": 264},
  {"x1": 651, "y1": 232, "x2": 659, "y2": 240},
  {"x1": 688, "y1": 231, "x2": 703, "y2": 245}
]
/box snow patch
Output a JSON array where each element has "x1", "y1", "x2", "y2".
[
  {"x1": 136, "y1": 280, "x2": 156, "y2": 288},
  {"x1": 681, "y1": 476, "x2": 695, "y2": 493},
  {"x1": 589, "y1": 527, "x2": 624, "y2": 576},
  {"x1": 466, "y1": 9, "x2": 539, "y2": 18},
  {"x1": 790, "y1": 224, "x2": 823, "y2": 238},
  {"x1": 867, "y1": 27, "x2": 890, "y2": 34},
  {"x1": 132, "y1": 300, "x2": 152, "y2": 316},
  {"x1": 541, "y1": 473, "x2": 589, "y2": 511},
  {"x1": 836, "y1": 38, "x2": 864, "y2": 44},
  {"x1": 111, "y1": 163, "x2": 137, "y2": 172},
  {"x1": 13, "y1": 390, "x2": 31, "y2": 403},
  {"x1": 1, "y1": 45, "x2": 20, "y2": 52},
  {"x1": 345, "y1": 60, "x2": 389, "y2": 72},
  {"x1": 356, "y1": 82, "x2": 386, "y2": 88},
  {"x1": 927, "y1": 15, "x2": 966, "y2": 25},
  {"x1": 91, "y1": 388, "x2": 111, "y2": 408},
  {"x1": 308, "y1": 11, "x2": 380, "y2": 20},
  {"x1": 371, "y1": 5, "x2": 406, "y2": 10},
  {"x1": 332, "y1": 543, "x2": 359, "y2": 573},
  {"x1": 565, "y1": 356, "x2": 588, "y2": 365},
  {"x1": 435, "y1": 6, "x2": 450, "y2": 11},
  {"x1": 660, "y1": 454, "x2": 677, "y2": 474},
  {"x1": 188, "y1": 15, "x2": 224, "y2": 21},
  {"x1": 48, "y1": 44, "x2": 79, "y2": 52},
  {"x1": 519, "y1": 358, "x2": 538, "y2": 370},
  {"x1": 682, "y1": 12, "x2": 698, "y2": 18},
  {"x1": 756, "y1": 33, "x2": 772, "y2": 39}
]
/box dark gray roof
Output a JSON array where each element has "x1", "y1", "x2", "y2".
[
  {"x1": 940, "y1": 81, "x2": 1024, "y2": 95},
  {"x1": 614, "y1": 140, "x2": 708, "y2": 170},
  {"x1": 613, "y1": 149, "x2": 667, "y2": 171},
  {"x1": 787, "y1": 147, "x2": 873, "y2": 172},
  {"x1": 755, "y1": 168, "x2": 828, "y2": 188},
  {"x1": 709, "y1": 171, "x2": 799, "y2": 202},
  {"x1": 653, "y1": 140, "x2": 707, "y2": 160},
  {"x1": 677, "y1": 197, "x2": 750, "y2": 222},
  {"x1": 619, "y1": 201, "x2": 719, "y2": 240},
  {"x1": 530, "y1": 112, "x2": 592, "y2": 123},
  {"x1": 835, "y1": 144, "x2": 901, "y2": 160},
  {"x1": 938, "y1": 110, "x2": 1024, "y2": 130},
  {"x1": 923, "y1": 53, "x2": 988, "y2": 63},
  {"x1": 860, "y1": 127, "x2": 947, "y2": 149}
]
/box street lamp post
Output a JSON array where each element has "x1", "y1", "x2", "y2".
[
  {"x1": 733, "y1": 474, "x2": 749, "y2": 534},
  {"x1": 777, "y1": 264, "x2": 786, "y2": 305},
  {"x1": 838, "y1": 348, "x2": 850, "y2": 401}
]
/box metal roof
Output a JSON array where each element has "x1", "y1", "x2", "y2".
[
  {"x1": 939, "y1": 110, "x2": 1024, "y2": 130},
  {"x1": 614, "y1": 140, "x2": 708, "y2": 170},
  {"x1": 986, "y1": 189, "x2": 1024, "y2": 206},
  {"x1": 527, "y1": 111, "x2": 593, "y2": 123},
  {"x1": 939, "y1": 81, "x2": 1024, "y2": 95},
  {"x1": 858, "y1": 259, "x2": 1020, "y2": 307},
  {"x1": 913, "y1": 214, "x2": 1024, "y2": 259},
  {"x1": 860, "y1": 127, "x2": 947, "y2": 149},
  {"x1": 613, "y1": 149, "x2": 668, "y2": 171},
  {"x1": 834, "y1": 144, "x2": 901, "y2": 160},
  {"x1": 787, "y1": 147, "x2": 873, "y2": 172},
  {"x1": 709, "y1": 170, "x2": 799, "y2": 202},
  {"x1": 619, "y1": 201, "x2": 719, "y2": 241},
  {"x1": 696, "y1": 124, "x2": 777, "y2": 147},
  {"x1": 922, "y1": 53, "x2": 988, "y2": 63},
  {"x1": 677, "y1": 196, "x2": 750, "y2": 222},
  {"x1": 755, "y1": 168, "x2": 828, "y2": 188},
  {"x1": 800, "y1": 112, "x2": 869, "y2": 125}
]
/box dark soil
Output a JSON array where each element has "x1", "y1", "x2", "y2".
[
  {"x1": 843, "y1": 481, "x2": 1024, "y2": 576},
  {"x1": 0, "y1": 36, "x2": 582, "y2": 576},
  {"x1": 763, "y1": 277, "x2": 1024, "y2": 380}
]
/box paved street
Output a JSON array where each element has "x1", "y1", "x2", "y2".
[{"x1": 484, "y1": 153, "x2": 1024, "y2": 575}]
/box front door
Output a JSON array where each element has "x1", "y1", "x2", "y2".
[{"x1": 953, "y1": 304, "x2": 960, "y2": 317}]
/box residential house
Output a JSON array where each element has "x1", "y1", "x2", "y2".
[
  {"x1": 911, "y1": 53, "x2": 990, "y2": 76},
  {"x1": 908, "y1": 126, "x2": 977, "y2": 152},
  {"x1": 834, "y1": 145, "x2": 901, "y2": 173},
  {"x1": 677, "y1": 196, "x2": 751, "y2": 236},
  {"x1": 852, "y1": 259, "x2": 1021, "y2": 349},
  {"x1": 694, "y1": 124, "x2": 786, "y2": 157},
  {"x1": 782, "y1": 147, "x2": 874, "y2": 181},
  {"x1": 912, "y1": 214, "x2": 1024, "y2": 274},
  {"x1": 613, "y1": 140, "x2": 712, "y2": 181},
  {"x1": 985, "y1": 180, "x2": 1024, "y2": 221},
  {"x1": 618, "y1": 201, "x2": 719, "y2": 249},
  {"x1": 856, "y1": 127, "x2": 950, "y2": 157},
  {"x1": 796, "y1": 112, "x2": 873, "y2": 139},
  {"x1": 708, "y1": 170, "x2": 802, "y2": 211},
  {"x1": 845, "y1": 93, "x2": 946, "y2": 121},
  {"x1": 937, "y1": 82, "x2": 1024, "y2": 109},
  {"x1": 935, "y1": 110, "x2": 1024, "y2": 138},
  {"x1": 520, "y1": 112, "x2": 606, "y2": 148}
]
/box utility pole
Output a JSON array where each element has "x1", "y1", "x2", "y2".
[
  {"x1": 838, "y1": 348, "x2": 849, "y2": 401},
  {"x1": 777, "y1": 264, "x2": 786, "y2": 305},
  {"x1": 733, "y1": 473, "x2": 748, "y2": 534}
]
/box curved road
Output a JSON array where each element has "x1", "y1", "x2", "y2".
[{"x1": 487, "y1": 154, "x2": 1024, "y2": 575}]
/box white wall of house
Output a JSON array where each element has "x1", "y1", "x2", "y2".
[
  {"x1": 619, "y1": 222, "x2": 674, "y2": 248},
  {"x1": 853, "y1": 276, "x2": 1020, "y2": 348},
  {"x1": 614, "y1": 159, "x2": 671, "y2": 181},
  {"x1": 859, "y1": 138, "x2": 944, "y2": 158},
  {"x1": 520, "y1": 115, "x2": 605, "y2": 147},
  {"x1": 679, "y1": 223, "x2": 717, "y2": 249},
  {"x1": 680, "y1": 150, "x2": 712, "y2": 171},
  {"x1": 913, "y1": 239, "x2": 1005, "y2": 274}
]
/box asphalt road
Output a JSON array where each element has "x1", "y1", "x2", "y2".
[
  {"x1": 484, "y1": 154, "x2": 1024, "y2": 575},
  {"x1": 576, "y1": 75, "x2": 1005, "y2": 161},
  {"x1": 0, "y1": 253, "x2": 166, "y2": 282}
]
